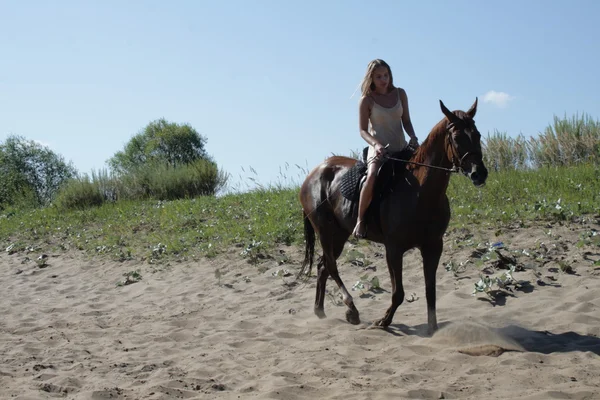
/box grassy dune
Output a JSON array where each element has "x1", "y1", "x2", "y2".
[
  {"x1": 2, "y1": 112, "x2": 599, "y2": 263},
  {"x1": 1, "y1": 162, "x2": 599, "y2": 266}
]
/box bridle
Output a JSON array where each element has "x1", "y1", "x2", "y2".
[
  {"x1": 381, "y1": 121, "x2": 478, "y2": 174},
  {"x1": 444, "y1": 121, "x2": 482, "y2": 174}
]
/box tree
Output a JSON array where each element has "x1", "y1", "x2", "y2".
[
  {"x1": 0, "y1": 135, "x2": 77, "y2": 208},
  {"x1": 108, "y1": 118, "x2": 212, "y2": 175}
]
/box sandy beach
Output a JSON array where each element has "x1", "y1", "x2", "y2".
[{"x1": 1, "y1": 220, "x2": 600, "y2": 399}]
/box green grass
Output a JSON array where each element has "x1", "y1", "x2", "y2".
[
  {"x1": 2, "y1": 162, "x2": 599, "y2": 266},
  {"x1": 447, "y1": 162, "x2": 600, "y2": 226},
  {"x1": 0, "y1": 187, "x2": 303, "y2": 264}
]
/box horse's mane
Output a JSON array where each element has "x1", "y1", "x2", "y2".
[{"x1": 411, "y1": 117, "x2": 449, "y2": 165}]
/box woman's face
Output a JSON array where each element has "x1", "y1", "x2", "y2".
[{"x1": 372, "y1": 66, "x2": 390, "y2": 93}]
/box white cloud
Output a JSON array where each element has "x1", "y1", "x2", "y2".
[{"x1": 482, "y1": 90, "x2": 515, "y2": 108}]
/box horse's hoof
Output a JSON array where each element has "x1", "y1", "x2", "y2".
[
  {"x1": 345, "y1": 308, "x2": 360, "y2": 325},
  {"x1": 368, "y1": 318, "x2": 389, "y2": 330},
  {"x1": 314, "y1": 308, "x2": 327, "y2": 319}
]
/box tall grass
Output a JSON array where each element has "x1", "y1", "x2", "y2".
[
  {"x1": 482, "y1": 130, "x2": 529, "y2": 171},
  {"x1": 54, "y1": 159, "x2": 229, "y2": 210},
  {"x1": 226, "y1": 160, "x2": 310, "y2": 194},
  {"x1": 483, "y1": 113, "x2": 600, "y2": 171}
]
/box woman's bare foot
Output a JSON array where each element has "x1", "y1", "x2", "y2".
[{"x1": 352, "y1": 219, "x2": 366, "y2": 238}]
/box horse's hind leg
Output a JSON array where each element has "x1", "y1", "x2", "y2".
[
  {"x1": 318, "y1": 228, "x2": 359, "y2": 324},
  {"x1": 314, "y1": 256, "x2": 328, "y2": 318}
]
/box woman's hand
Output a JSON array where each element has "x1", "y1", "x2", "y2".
[
  {"x1": 409, "y1": 136, "x2": 419, "y2": 148},
  {"x1": 374, "y1": 143, "x2": 388, "y2": 157}
]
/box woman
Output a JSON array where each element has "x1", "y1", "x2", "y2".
[{"x1": 352, "y1": 59, "x2": 419, "y2": 239}]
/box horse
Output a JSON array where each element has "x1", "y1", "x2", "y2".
[{"x1": 298, "y1": 98, "x2": 488, "y2": 336}]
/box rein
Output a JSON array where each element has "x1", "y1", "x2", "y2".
[
  {"x1": 379, "y1": 124, "x2": 468, "y2": 174},
  {"x1": 383, "y1": 154, "x2": 460, "y2": 173}
]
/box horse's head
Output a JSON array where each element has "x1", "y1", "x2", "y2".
[{"x1": 439, "y1": 98, "x2": 488, "y2": 187}]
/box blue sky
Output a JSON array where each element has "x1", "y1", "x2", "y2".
[{"x1": 1, "y1": 0, "x2": 599, "y2": 192}]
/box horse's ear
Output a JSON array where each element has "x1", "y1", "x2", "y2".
[
  {"x1": 466, "y1": 97, "x2": 478, "y2": 118},
  {"x1": 440, "y1": 100, "x2": 459, "y2": 123}
]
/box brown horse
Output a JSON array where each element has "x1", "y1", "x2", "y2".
[{"x1": 298, "y1": 98, "x2": 488, "y2": 335}]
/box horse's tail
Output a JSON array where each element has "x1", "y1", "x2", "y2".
[{"x1": 298, "y1": 211, "x2": 316, "y2": 279}]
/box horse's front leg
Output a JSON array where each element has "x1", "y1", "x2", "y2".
[
  {"x1": 421, "y1": 237, "x2": 443, "y2": 336},
  {"x1": 370, "y1": 245, "x2": 405, "y2": 328}
]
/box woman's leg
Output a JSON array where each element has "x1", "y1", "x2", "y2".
[{"x1": 352, "y1": 159, "x2": 380, "y2": 238}]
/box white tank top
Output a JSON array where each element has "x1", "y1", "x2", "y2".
[{"x1": 366, "y1": 88, "x2": 407, "y2": 161}]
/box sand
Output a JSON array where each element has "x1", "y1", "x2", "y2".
[{"x1": 1, "y1": 220, "x2": 600, "y2": 399}]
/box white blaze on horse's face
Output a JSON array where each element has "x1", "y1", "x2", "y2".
[{"x1": 459, "y1": 122, "x2": 488, "y2": 187}]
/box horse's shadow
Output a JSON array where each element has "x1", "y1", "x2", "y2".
[
  {"x1": 382, "y1": 321, "x2": 451, "y2": 338},
  {"x1": 496, "y1": 325, "x2": 600, "y2": 355},
  {"x1": 381, "y1": 322, "x2": 600, "y2": 355}
]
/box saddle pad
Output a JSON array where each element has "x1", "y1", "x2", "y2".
[{"x1": 340, "y1": 160, "x2": 367, "y2": 201}]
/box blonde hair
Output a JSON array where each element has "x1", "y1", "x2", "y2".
[{"x1": 360, "y1": 59, "x2": 394, "y2": 97}]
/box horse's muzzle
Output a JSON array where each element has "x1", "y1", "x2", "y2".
[{"x1": 468, "y1": 163, "x2": 488, "y2": 187}]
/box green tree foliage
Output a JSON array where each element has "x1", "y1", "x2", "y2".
[
  {"x1": 108, "y1": 118, "x2": 212, "y2": 174},
  {"x1": 52, "y1": 118, "x2": 229, "y2": 210},
  {"x1": 0, "y1": 135, "x2": 77, "y2": 208}
]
